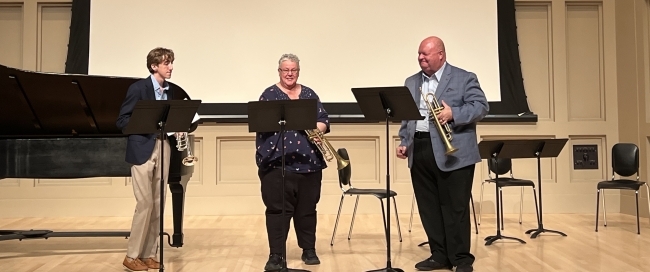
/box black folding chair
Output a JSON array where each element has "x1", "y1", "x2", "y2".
[
  {"x1": 330, "y1": 148, "x2": 402, "y2": 245},
  {"x1": 478, "y1": 157, "x2": 540, "y2": 230},
  {"x1": 596, "y1": 143, "x2": 650, "y2": 234}
]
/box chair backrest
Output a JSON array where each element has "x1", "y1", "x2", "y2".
[
  {"x1": 611, "y1": 143, "x2": 639, "y2": 179},
  {"x1": 487, "y1": 157, "x2": 513, "y2": 177},
  {"x1": 337, "y1": 148, "x2": 352, "y2": 188}
]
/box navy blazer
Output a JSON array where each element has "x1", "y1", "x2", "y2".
[{"x1": 116, "y1": 76, "x2": 195, "y2": 165}]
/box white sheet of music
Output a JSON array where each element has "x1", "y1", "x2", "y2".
[{"x1": 167, "y1": 113, "x2": 200, "y2": 136}]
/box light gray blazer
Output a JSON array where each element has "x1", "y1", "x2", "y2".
[{"x1": 398, "y1": 63, "x2": 489, "y2": 172}]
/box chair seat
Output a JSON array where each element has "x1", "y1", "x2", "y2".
[
  {"x1": 597, "y1": 179, "x2": 646, "y2": 190},
  {"x1": 485, "y1": 178, "x2": 535, "y2": 187},
  {"x1": 345, "y1": 188, "x2": 397, "y2": 198}
]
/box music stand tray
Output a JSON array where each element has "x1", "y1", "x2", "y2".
[
  {"x1": 247, "y1": 99, "x2": 317, "y2": 272},
  {"x1": 497, "y1": 138, "x2": 569, "y2": 238},
  {"x1": 478, "y1": 138, "x2": 569, "y2": 246},
  {"x1": 124, "y1": 99, "x2": 201, "y2": 272},
  {"x1": 351, "y1": 86, "x2": 422, "y2": 272},
  {"x1": 248, "y1": 99, "x2": 317, "y2": 133}
]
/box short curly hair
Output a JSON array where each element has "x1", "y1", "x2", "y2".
[
  {"x1": 278, "y1": 53, "x2": 300, "y2": 69},
  {"x1": 146, "y1": 47, "x2": 174, "y2": 73}
]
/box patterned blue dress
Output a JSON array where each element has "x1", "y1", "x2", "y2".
[{"x1": 255, "y1": 84, "x2": 330, "y2": 173}]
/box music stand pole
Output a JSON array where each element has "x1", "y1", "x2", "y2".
[
  {"x1": 379, "y1": 102, "x2": 396, "y2": 272},
  {"x1": 351, "y1": 86, "x2": 423, "y2": 272},
  {"x1": 247, "y1": 99, "x2": 317, "y2": 272},
  {"x1": 158, "y1": 119, "x2": 166, "y2": 272},
  {"x1": 523, "y1": 139, "x2": 569, "y2": 238},
  {"x1": 477, "y1": 140, "x2": 526, "y2": 245},
  {"x1": 124, "y1": 99, "x2": 202, "y2": 272},
  {"x1": 484, "y1": 155, "x2": 526, "y2": 245}
]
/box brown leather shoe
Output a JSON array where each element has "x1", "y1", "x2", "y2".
[
  {"x1": 123, "y1": 256, "x2": 148, "y2": 271},
  {"x1": 142, "y1": 258, "x2": 161, "y2": 269}
]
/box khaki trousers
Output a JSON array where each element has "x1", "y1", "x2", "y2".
[{"x1": 127, "y1": 138, "x2": 170, "y2": 260}]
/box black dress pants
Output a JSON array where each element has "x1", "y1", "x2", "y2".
[
  {"x1": 411, "y1": 134, "x2": 475, "y2": 266},
  {"x1": 259, "y1": 168, "x2": 322, "y2": 254}
]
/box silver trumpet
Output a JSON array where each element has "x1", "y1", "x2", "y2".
[{"x1": 176, "y1": 132, "x2": 198, "y2": 166}]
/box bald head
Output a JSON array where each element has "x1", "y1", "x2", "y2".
[
  {"x1": 418, "y1": 36, "x2": 446, "y2": 76},
  {"x1": 421, "y1": 36, "x2": 445, "y2": 52}
]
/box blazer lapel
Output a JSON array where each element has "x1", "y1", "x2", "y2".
[
  {"x1": 412, "y1": 72, "x2": 423, "y2": 106},
  {"x1": 144, "y1": 76, "x2": 156, "y2": 100},
  {"x1": 408, "y1": 73, "x2": 424, "y2": 129},
  {"x1": 167, "y1": 86, "x2": 175, "y2": 100},
  {"x1": 434, "y1": 64, "x2": 452, "y2": 99}
]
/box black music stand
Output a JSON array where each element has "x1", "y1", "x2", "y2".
[
  {"x1": 497, "y1": 139, "x2": 568, "y2": 238},
  {"x1": 124, "y1": 99, "x2": 201, "y2": 272},
  {"x1": 247, "y1": 99, "x2": 317, "y2": 272},
  {"x1": 351, "y1": 86, "x2": 423, "y2": 272},
  {"x1": 477, "y1": 140, "x2": 527, "y2": 245}
]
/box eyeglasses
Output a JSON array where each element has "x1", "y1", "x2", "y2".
[{"x1": 279, "y1": 69, "x2": 300, "y2": 74}]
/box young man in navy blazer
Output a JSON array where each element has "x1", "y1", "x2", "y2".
[{"x1": 116, "y1": 47, "x2": 180, "y2": 271}]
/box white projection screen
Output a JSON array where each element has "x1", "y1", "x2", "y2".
[{"x1": 89, "y1": 0, "x2": 500, "y2": 103}]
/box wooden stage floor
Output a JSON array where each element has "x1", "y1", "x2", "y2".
[{"x1": 0, "y1": 213, "x2": 648, "y2": 271}]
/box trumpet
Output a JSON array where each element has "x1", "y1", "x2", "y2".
[
  {"x1": 420, "y1": 87, "x2": 458, "y2": 155},
  {"x1": 305, "y1": 129, "x2": 350, "y2": 170},
  {"x1": 176, "y1": 132, "x2": 198, "y2": 166}
]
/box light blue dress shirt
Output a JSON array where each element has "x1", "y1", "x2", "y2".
[
  {"x1": 415, "y1": 61, "x2": 447, "y2": 132},
  {"x1": 150, "y1": 75, "x2": 169, "y2": 101}
]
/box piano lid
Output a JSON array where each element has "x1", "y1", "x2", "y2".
[{"x1": 0, "y1": 64, "x2": 190, "y2": 138}]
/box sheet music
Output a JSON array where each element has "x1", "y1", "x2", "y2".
[{"x1": 167, "y1": 113, "x2": 200, "y2": 136}]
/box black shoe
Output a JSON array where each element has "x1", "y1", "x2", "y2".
[
  {"x1": 264, "y1": 253, "x2": 283, "y2": 271},
  {"x1": 415, "y1": 256, "x2": 452, "y2": 271},
  {"x1": 301, "y1": 248, "x2": 320, "y2": 265},
  {"x1": 455, "y1": 264, "x2": 473, "y2": 272}
]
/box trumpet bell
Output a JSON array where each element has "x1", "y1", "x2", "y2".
[
  {"x1": 182, "y1": 156, "x2": 197, "y2": 166},
  {"x1": 305, "y1": 129, "x2": 350, "y2": 170},
  {"x1": 445, "y1": 145, "x2": 458, "y2": 155},
  {"x1": 337, "y1": 158, "x2": 350, "y2": 170}
]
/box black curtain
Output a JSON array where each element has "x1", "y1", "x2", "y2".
[
  {"x1": 64, "y1": 0, "x2": 90, "y2": 74},
  {"x1": 489, "y1": 0, "x2": 532, "y2": 115}
]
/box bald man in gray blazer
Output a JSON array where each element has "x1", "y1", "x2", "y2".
[{"x1": 397, "y1": 36, "x2": 489, "y2": 272}]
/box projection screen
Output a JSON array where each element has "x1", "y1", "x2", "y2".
[{"x1": 89, "y1": 0, "x2": 500, "y2": 103}]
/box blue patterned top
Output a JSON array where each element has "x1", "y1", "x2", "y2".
[{"x1": 255, "y1": 84, "x2": 331, "y2": 173}]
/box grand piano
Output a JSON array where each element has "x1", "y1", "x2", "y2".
[{"x1": 0, "y1": 63, "x2": 195, "y2": 248}]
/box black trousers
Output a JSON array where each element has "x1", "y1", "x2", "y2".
[
  {"x1": 259, "y1": 168, "x2": 322, "y2": 254},
  {"x1": 411, "y1": 135, "x2": 475, "y2": 266}
]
